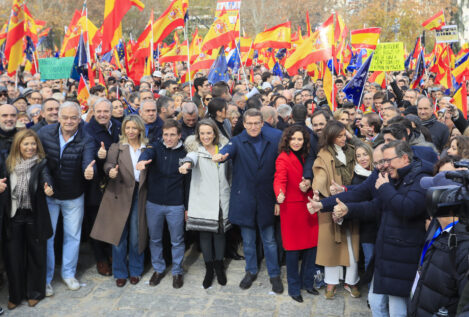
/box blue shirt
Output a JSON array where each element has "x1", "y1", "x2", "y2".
[{"x1": 59, "y1": 128, "x2": 79, "y2": 158}]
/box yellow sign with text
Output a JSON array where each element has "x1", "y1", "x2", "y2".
[{"x1": 369, "y1": 42, "x2": 405, "y2": 71}]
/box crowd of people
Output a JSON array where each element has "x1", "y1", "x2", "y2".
[{"x1": 0, "y1": 63, "x2": 468, "y2": 317}]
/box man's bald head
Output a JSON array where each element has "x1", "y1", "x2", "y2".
[{"x1": 0, "y1": 104, "x2": 17, "y2": 131}]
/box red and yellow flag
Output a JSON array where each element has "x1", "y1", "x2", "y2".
[
  {"x1": 102, "y1": 0, "x2": 145, "y2": 53},
  {"x1": 451, "y1": 79, "x2": 468, "y2": 119},
  {"x1": 351, "y1": 28, "x2": 381, "y2": 50},
  {"x1": 152, "y1": 0, "x2": 188, "y2": 45},
  {"x1": 253, "y1": 22, "x2": 291, "y2": 50},
  {"x1": 0, "y1": 23, "x2": 8, "y2": 47},
  {"x1": 422, "y1": 10, "x2": 445, "y2": 31},
  {"x1": 160, "y1": 41, "x2": 188, "y2": 64},
  {"x1": 77, "y1": 75, "x2": 90, "y2": 106},
  {"x1": 5, "y1": 0, "x2": 25, "y2": 76},
  {"x1": 368, "y1": 71, "x2": 386, "y2": 89},
  {"x1": 201, "y1": 9, "x2": 237, "y2": 52}
]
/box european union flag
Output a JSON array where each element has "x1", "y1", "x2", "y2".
[
  {"x1": 70, "y1": 33, "x2": 88, "y2": 82},
  {"x1": 227, "y1": 43, "x2": 241, "y2": 74},
  {"x1": 116, "y1": 40, "x2": 125, "y2": 61},
  {"x1": 24, "y1": 36, "x2": 35, "y2": 62},
  {"x1": 153, "y1": 46, "x2": 160, "y2": 61},
  {"x1": 101, "y1": 50, "x2": 113, "y2": 63},
  {"x1": 273, "y1": 61, "x2": 283, "y2": 78},
  {"x1": 342, "y1": 53, "x2": 373, "y2": 107},
  {"x1": 275, "y1": 48, "x2": 287, "y2": 60},
  {"x1": 207, "y1": 47, "x2": 229, "y2": 85}
]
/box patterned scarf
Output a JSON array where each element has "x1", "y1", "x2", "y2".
[{"x1": 12, "y1": 156, "x2": 38, "y2": 209}]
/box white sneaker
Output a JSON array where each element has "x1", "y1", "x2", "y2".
[
  {"x1": 63, "y1": 277, "x2": 80, "y2": 291},
  {"x1": 46, "y1": 284, "x2": 54, "y2": 297}
]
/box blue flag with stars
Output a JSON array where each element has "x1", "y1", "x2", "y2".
[
  {"x1": 208, "y1": 47, "x2": 230, "y2": 85},
  {"x1": 227, "y1": 43, "x2": 241, "y2": 74},
  {"x1": 273, "y1": 61, "x2": 283, "y2": 78},
  {"x1": 342, "y1": 53, "x2": 373, "y2": 107},
  {"x1": 70, "y1": 33, "x2": 88, "y2": 82}
]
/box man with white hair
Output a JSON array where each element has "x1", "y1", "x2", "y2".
[
  {"x1": 276, "y1": 104, "x2": 292, "y2": 130},
  {"x1": 179, "y1": 101, "x2": 198, "y2": 141},
  {"x1": 0, "y1": 104, "x2": 17, "y2": 162},
  {"x1": 38, "y1": 101, "x2": 97, "y2": 295}
]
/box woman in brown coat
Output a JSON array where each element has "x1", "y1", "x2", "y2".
[
  {"x1": 312, "y1": 120, "x2": 360, "y2": 299},
  {"x1": 91, "y1": 115, "x2": 148, "y2": 287}
]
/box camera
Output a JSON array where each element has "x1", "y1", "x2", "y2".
[{"x1": 426, "y1": 160, "x2": 469, "y2": 221}]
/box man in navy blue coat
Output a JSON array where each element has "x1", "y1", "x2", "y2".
[
  {"x1": 330, "y1": 140, "x2": 432, "y2": 316},
  {"x1": 213, "y1": 108, "x2": 283, "y2": 294}
]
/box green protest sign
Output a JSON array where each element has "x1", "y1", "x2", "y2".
[
  {"x1": 369, "y1": 42, "x2": 405, "y2": 71},
  {"x1": 38, "y1": 57, "x2": 75, "y2": 80}
]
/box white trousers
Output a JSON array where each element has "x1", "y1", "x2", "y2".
[{"x1": 324, "y1": 229, "x2": 359, "y2": 285}]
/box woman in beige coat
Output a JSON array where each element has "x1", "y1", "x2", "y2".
[
  {"x1": 179, "y1": 119, "x2": 231, "y2": 289},
  {"x1": 312, "y1": 120, "x2": 360, "y2": 299},
  {"x1": 91, "y1": 115, "x2": 148, "y2": 287}
]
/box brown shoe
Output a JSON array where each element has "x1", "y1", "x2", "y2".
[
  {"x1": 28, "y1": 299, "x2": 39, "y2": 307},
  {"x1": 173, "y1": 274, "x2": 183, "y2": 289},
  {"x1": 97, "y1": 261, "x2": 112, "y2": 276},
  {"x1": 130, "y1": 276, "x2": 140, "y2": 285},
  {"x1": 7, "y1": 301, "x2": 17, "y2": 310},
  {"x1": 149, "y1": 272, "x2": 164, "y2": 286},
  {"x1": 116, "y1": 278, "x2": 127, "y2": 287}
]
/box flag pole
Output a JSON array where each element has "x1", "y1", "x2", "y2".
[
  {"x1": 150, "y1": 10, "x2": 154, "y2": 69},
  {"x1": 183, "y1": 24, "x2": 192, "y2": 98}
]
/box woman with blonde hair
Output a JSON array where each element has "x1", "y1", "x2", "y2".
[
  {"x1": 312, "y1": 120, "x2": 360, "y2": 300},
  {"x1": 91, "y1": 115, "x2": 149, "y2": 287},
  {"x1": 4, "y1": 129, "x2": 54, "y2": 309}
]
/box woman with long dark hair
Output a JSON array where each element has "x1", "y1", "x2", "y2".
[
  {"x1": 4, "y1": 129, "x2": 53, "y2": 309},
  {"x1": 312, "y1": 120, "x2": 360, "y2": 299},
  {"x1": 206, "y1": 97, "x2": 232, "y2": 139},
  {"x1": 179, "y1": 119, "x2": 231, "y2": 289},
  {"x1": 274, "y1": 125, "x2": 319, "y2": 302}
]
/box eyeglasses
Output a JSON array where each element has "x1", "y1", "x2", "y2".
[
  {"x1": 204, "y1": 98, "x2": 212, "y2": 102},
  {"x1": 382, "y1": 156, "x2": 401, "y2": 165},
  {"x1": 31, "y1": 111, "x2": 41, "y2": 117},
  {"x1": 0, "y1": 92, "x2": 7, "y2": 97},
  {"x1": 244, "y1": 122, "x2": 263, "y2": 127}
]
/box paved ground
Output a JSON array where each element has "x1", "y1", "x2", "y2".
[{"x1": 0, "y1": 244, "x2": 372, "y2": 317}]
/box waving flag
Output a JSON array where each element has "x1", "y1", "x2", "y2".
[
  {"x1": 253, "y1": 22, "x2": 291, "y2": 50},
  {"x1": 102, "y1": 0, "x2": 145, "y2": 53},
  {"x1": 411, "y1": 49, "x2": 426, "y2": 89},
  {"x1": 453, "y1": 52, "x2": 469, "y2": 82},
  {"x1": 5, "y1": 0, "x2": 25, "y2": 76},
  {"x1": 159, "y1": 41, "x2": 188, "y2": 63},
  {"x1": 152, "y1": 0, "x2": 188, "y2": 45},
  {"x1": 422, "y1": 10, "x2": 445, "y2": 31},
  {"x1": 77, "y1": 75, "x2": 90, "y2": 106},
  {"x1": 207, "y1": 48, "x2": 229, "y2": 84},
  {"x1": 451, "y1": 80, "x2": 468, "y2": 119},
  {"x1": 343, "y1": 53, "x2": 374, "y2": 106},
  {"x1": 70, "y1": 33, "x2": 88, "y2": 81},
  {"x1": 201, "y1": 9, "x2": 237, "y2": 52},
  {"x1": 351, "y1": 28, "x2": 381, "y2": 50}
]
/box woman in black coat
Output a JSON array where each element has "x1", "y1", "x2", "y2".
[{"x1": 3, "y1": 129, "x2": 53, "y2": 310}]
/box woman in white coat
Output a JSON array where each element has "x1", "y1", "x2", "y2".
[{"x1": 179, "y1": 119, "x2": 231, "y2": 289}]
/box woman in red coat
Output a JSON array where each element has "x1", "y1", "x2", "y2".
[{"x1": 274, "y1": 125, "x2": 319, "y2": 303}]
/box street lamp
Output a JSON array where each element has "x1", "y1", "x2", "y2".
[{"x1": 391, "y1": 18, "x2": 400, "y2": 41}]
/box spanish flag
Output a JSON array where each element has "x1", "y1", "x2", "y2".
[
  {"x1": 102, "y1": 0, "x2": 145, "y2": 53},
  {"x1": 0, "y1": 23, "x2": 7, "y2": 47},
  {"x1": 61, "y1": 15, "x2": 99, "y2": 57},
  {"x1": 77, "y1": 75, "x2": 90, "y2": 107},
  {"x1": 152, "y1": 0, "x2": 188, "y2": 45},
  {"x1": 422, "y1": 10, "x2": 445, "y2": 31},
  {"x1": 201, "y1": 9, "x2": 237, "y2": 52},
  {"x1": 368, "y1": 71, "x2": 386, "y2": 89},
  {"x1": 284, "y1": 29, "x2": 333, "y2": 76},
  {"x1": 253, "y1": 22, "x2": 291, "y2": 50},
  {"x1": 453, "y1": 52, "x2": 469, "y2": 82},
  {"x1": 133, "y1": 16, "x2": 153, "y2": 59},
  {"x1": 351, "y1": 28, "x2": 381, "y2": 50},
  {"x1": 5, "y1": 0, "x2": 25, "y2": 76},
  {"x1": 450, "y1": 80, "x2": 467, "y2": 119},
  {"x1": 191, "y1": 51, "x2": 218, "y2": 73},
  {"x1": 159, "y1": 41, "x2": 188, "y2": 63}
]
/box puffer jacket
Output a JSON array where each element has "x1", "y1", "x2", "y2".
[
  {"x1": 182, "y1": 135, "x2": 231, "y2": 233},
  {"x1": 38, "y1": 122, "x2": 97, "y2": 200},
  {"x1": 408, "y1": 221, "x2": 469, "y2": 317}
]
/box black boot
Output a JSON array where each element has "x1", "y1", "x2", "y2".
[
  {"x1": 203, "y1": 262, "x2": 214, "y2": 289},
  {"x1": 214, "y1": 260, "x2": 227, "y2": 285}
]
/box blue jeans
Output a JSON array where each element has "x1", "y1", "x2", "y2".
[
  {"x1": 112, "y1": 186, "x2": 144, "y2": 279},
  {"x1": 146, "y1": 202, "x2": 185, "y2": 275},
  {"x1": 286, "y1": 247, "x2": 317, "y2": 296},
  {"x1": 361, "y1": 243, "x2": 374, "y2": 271},
  {"x1": 368, "y1": 275, "x2": 408, "y2": 317},
  {"x1": 46, "y1": 194, "x2": 84, "y2": 284},
  {"x1": 240, "y1": 225, "x2": 280, "y2": 278}
]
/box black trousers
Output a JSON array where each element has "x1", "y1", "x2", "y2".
[
  {"x1": 199, "y1": 231, "x2": 225, "y2": 262},
  {"x1": 5, "y1": 209, "x2": 47, "y2": 305}
]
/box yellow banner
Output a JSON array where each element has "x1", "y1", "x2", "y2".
[{"x1": 369, "y1": 42, "x2": 405, "y2": 71}]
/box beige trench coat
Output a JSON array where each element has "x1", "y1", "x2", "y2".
[{"x1": 90, "y1": 143, "x2": 148, "y2": 254}]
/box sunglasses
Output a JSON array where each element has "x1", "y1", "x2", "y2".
[
  {"x1": 0, "y1": 92, "x2": 7, "y2": 97},
  {"x1": 205, "y1": 97, "x2": 212, "y2": 101}
]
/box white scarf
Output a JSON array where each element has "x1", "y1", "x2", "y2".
[
  {"x1": 354, "y1": 163, "x2": 372, "y2": 177},
  {"x1": 334, "y1": 144, "x2": 346, "y2": 165}
]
